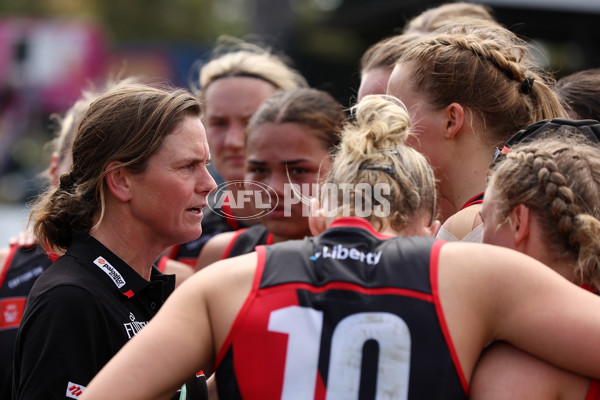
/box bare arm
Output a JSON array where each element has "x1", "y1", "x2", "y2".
[
  {"x1": 470, "y1": 342, "x2": 591, "y2": 400},
  {"x1": 194, "y1": 231, "x2": 236, "y2": 272},
  {"x1": 439, "y1": 242, "x2": 600, "y2": 382},
  {"x1": 81, "y1": 252, "x2": 257, "y2": 400}
]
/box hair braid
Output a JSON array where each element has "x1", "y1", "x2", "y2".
[
  {"x1": 532, "y1": 152, "x2": 580, "y2": 245},
  {"x1": 397, "y1": 29, "x2": 566, "y2": 148},
  {"x1": 437, "y1": 35, "x2": 525, "y2": 83},
  {"x1": 490, "y1": 136, "x2": 600, "y2": 290}
]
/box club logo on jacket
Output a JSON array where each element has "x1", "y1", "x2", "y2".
[
  {"x1": 310, "y1": 244, "x2": 382, "y2": 265},
  {"x1": 66, "y1": 382, "x2": 86, "y2": 399},
  {"x1": 123, "y1": 312, "x2": 149, "y2": 339}
]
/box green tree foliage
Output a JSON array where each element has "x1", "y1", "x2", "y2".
[{"x1": 0, "y1": 0, "x2": 249, "y2": 42}]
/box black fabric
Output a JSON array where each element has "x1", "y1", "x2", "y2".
[
  {"x1": 12, "y1": 232, "x2": 182, "y2": 400},
  {"x1": 492, "y1": 118, "x2": 600, "y2": 166},
  {"x1": 506, "y1": 118, "x2": 600, "y2": 146},
  {"x1": 225, "y1": 224, "x2": 271, "y2": 259},
  {"x1": 260, "y1": 226, "x2": 434, "y2": 292}
]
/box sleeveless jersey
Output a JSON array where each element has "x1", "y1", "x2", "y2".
[
  {"x1": 221, "y1": 224, "x2": 273, "y2": 259},
  {"x1": 215, "y1": 217, "x2": 467, "y2": 399},
  {"x1": 460, "y1": 192, "x2": 484, "y2": 210},
  {"x1": 587, "y1": 380, "x2": 600, "y2": 400},
  {"x1": 0, "y1": 243, "x2": 57, "y2": 400}
]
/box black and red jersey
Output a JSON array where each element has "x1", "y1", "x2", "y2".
[
  {"x1": 460, "y1": 192, "x2": 484, "y2": 210},
  {"x1": 215, "y1": 217, "x2": 467, "y2": 399},
  {"x1": 221, "y1": 224, "x2": 273, "y2": 260},
  {"x1": 0, "y1": 243, "x2": 57, "y2": 400}
]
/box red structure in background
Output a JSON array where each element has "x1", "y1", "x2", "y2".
[
  {"x1": 0, "y1": 17, "x2": 203, "y2": 202},
  {"x1": 0, "y1": 17, "x2": 109, "y2": 114}
]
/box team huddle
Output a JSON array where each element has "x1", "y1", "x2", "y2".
[{"x1": 2, "y1": 2, "x2": 600, "y2": 400}]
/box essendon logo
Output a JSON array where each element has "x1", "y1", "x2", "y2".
[
  {"x1": 66, "y1": 382, "x2": 86, "y2": 398},
  {"x1": 0, "y1": 297, "x2": 26, "y2": 330}
]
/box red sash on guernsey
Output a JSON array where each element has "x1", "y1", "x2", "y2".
[
  {"x1": 586, "y1": 380, "x2": 600, "y2": 400},
  {"x1": 460, "y1": 192, "x2": 484, "y2": 210}
]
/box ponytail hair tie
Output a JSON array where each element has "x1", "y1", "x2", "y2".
[
  {"x1": 59, "y1": 171, "x2": 76, "y2": 191},
  {"x1": 521, "y1": 77, "x2": 534, "y2": 95}
]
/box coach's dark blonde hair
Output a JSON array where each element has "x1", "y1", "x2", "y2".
[
  {"x1": 44, "y1": 77, "x2": 142, "y2": 182},
  {"x1": 246, "y1": 88, "x2": 345, "y2": 153},
  {"x1": 325, "y1": 95, "x2": 437, "y2": 232},
  {"x1": 489, "y1": 136, "x2": 600, "y2": 290},
  {"x1": 46, "y1": 95, "x2": 92, "y2": 174},
  {"x1": 395, "y1": 27, "x2": 567, "y2": 148},
  {"x1": 29, "y1": 83, "x2": 201, "y2": 252}
]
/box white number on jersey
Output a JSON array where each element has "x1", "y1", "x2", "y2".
[{"x1": 268, "y1": 305, "x2": 411, "y2": 399}]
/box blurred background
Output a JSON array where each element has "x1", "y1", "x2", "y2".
[{"x1": 0, "y1": 0, "x2": 599, "y2": 242}]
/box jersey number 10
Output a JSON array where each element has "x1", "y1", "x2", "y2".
[{"x1": 269, "y1": 305, "x2": 411, "y2": 400}]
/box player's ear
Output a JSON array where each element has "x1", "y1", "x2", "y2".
[
  {"x1": 509, "y1": 204, "x2": 531, "y2": 248},
  {"x1": 309, "y1": 198, "x2": 327, "y2": 236},
  {"x1": 444, "y1": 102, "x2": 465, "y2": 140},
  {"x1": 425, "y1": 219, "x2": 442, "y2": 238}
]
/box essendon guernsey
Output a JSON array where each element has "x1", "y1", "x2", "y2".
[{"x1": 215, "y1": 217, "x2": 467, "y2": 399}]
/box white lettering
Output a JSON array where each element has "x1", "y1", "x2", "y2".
[
  {"x1": 213, "y1": 192, "x2": 232, "y2": 209},
  {"x1": 123, "y1": 320, "x2": 148, "y2": 339},
  {"x1": 253, "y1": 191, "x2": 271, "y2": 209},
  {"x1": 373, "y1": 184, "x2": 391, "y2": 217},
  {"x1": 7, "y1": 266, "x2": 45, "y2": 289},
  {"x1": 311, "y1": 245, "x2": 382, "y2": 265},
  {"x1": 235, "y1": 191, "x2": 252, "y2": 207}
]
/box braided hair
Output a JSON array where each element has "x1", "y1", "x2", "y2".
[
  {"x1": 489, "y1": 136, "x2": 600, "y2": 290},
  {"x1": 396, "y1": 27, "x2": 567, "y2": 148}
]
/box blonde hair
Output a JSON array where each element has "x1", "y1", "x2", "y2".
[
  {"x1": 194, "y1": 36, "x2": 307, "y2": 113},
  {"x1": 360, "y1": 33, "x2": 423, "y2": 75},
  {"x1": 361, "y1": 2, "x2": 499, "y2": 77},
  {"x1": 403, "y1": 1, "x2": 497, "y2": 34},
  {"x1": 397, "y1": 27, "x2": 567, "y2": 148},
  {"x1": 325, "y1": 95, "x2": 437, "y2": 231},
  {"x1": 490, "y1": 136, "x2": 600, "y2": 290}
]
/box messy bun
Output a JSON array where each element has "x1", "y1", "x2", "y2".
[{"x1": 324, "y1": 95, "x2": 437, "y2": 231}]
